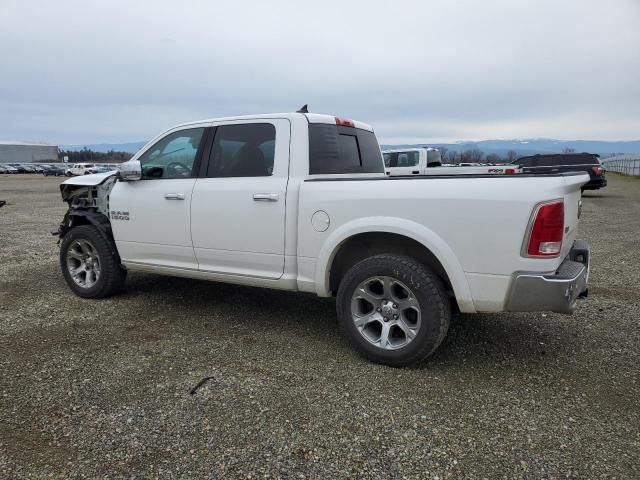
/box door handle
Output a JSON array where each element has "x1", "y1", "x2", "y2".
[
  {"x1": 164, "y1": 193, "x2": 185, "y2": 200},
  {"x1": 253, "y1": 193, "x2": 279, "y2": 202}
]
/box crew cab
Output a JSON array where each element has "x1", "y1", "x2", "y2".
[
  {"x1": 56, "y1": 112, "x2": 591, "y2": 366},
  {"x1": 513, "y1": 153, "x2": 607, "y2": 191},
  {"x1": 383, "y1": 148, "x2": 520, "y2": 176}
]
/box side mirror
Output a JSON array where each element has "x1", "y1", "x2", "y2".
[{"x1": 119, "y1": 160, "x2": 142, "y2": 181}]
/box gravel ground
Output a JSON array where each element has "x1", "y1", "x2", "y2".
[{"x1": 1, "y1": 173, "x2": 638, "y2": 479}]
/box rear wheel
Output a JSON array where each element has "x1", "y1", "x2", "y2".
[
  {"x1": 60, "y1": 225, "x2": 126, "y2": 298},
  {"x1": 337, "y1": 254, "x2": 451, "y2": 367}
]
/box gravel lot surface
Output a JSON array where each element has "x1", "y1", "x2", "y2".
[{"x1": 1, "y1": 173, "x2": 638, "y2": 479}]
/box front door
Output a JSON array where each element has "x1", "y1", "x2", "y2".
[
  {"x1": 190, "y1": 119, "x2": 290, "y2": 279},
  {"x1": 110, "y1": 126, "x2": 207, "y2": 270}
]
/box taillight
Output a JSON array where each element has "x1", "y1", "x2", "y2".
[
  {"x1": 525, "y1": 200, "x2": 564, "y2": 257},
  {"x1": 504, "y1": 168, "x2": 516, "y2": 175},
  {"x1": 335, "y1": 117, "x2": 355, "y2": 127},
  {"x1": 591, "y1": 166, "x2": 603, "y2": 176}
]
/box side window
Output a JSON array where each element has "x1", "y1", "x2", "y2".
[
  {"x1": 402, "y1": 152, "x2": 419, "y2": 167},
  {"x1": 207, "y1": 123, "x2": 275, "y2": 177},
  {"x1": 426, "y1": 150, "x2": 442, "y2": 167},
  {"x1": 565, "y1": 154, "x2": 593, "y2": 165},
  {"x1": 138, "y1": 127, "x2": 205, "y2": 179},
  {"x1": 536, "y1": 156, "x2": 555, "y2": 167},
  {"x1": 385, "y1": 153, "x2": 398, "y2": 167},
  {"x1": 309, "y1": 124, "x2": 384, "y2": 175}
]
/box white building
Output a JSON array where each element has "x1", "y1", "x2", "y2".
[{"x1": 0, "y1": 141, "x2": 59, "y2": 163}]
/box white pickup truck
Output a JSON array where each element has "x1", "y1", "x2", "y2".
[
  {"x1": 66, "y1": 163, "x2": 96, "y2": 176},
  {"x1": 56, "y1": 112, "x2": 590, "y2": 366},
  {"x1": 383, "y1": 148, "x2": 520, "y2": 176}
]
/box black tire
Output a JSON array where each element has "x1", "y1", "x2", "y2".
[
  {"x1": 336, "y1": 254, "x2": 451, "y2": 367},
  {"x1": 60, "y1": 225, "x2": 126, "y2": 298}
]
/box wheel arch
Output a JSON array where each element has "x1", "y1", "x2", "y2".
[
  {"x1": 59, "y1": 209, "x2": 122, "y2": 264},
  {"x1": 315, "y1": 218, "x2": 475, "y2": 313}
]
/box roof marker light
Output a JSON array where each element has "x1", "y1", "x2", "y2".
[{"x1": 335, "y1": 117, "x2": 355, "y2": 127}]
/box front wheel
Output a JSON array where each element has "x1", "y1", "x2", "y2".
[
  {"x1": 60, "y1": 225, "x2": 126, "y2": 298},
  {"x1": 337, "y1": 254, "x2": 451, "y2": 367}
]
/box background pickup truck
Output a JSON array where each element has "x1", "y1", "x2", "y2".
[
  {"x1": 383, "y1": 148, "x2": 521, "y2": 176},
  {"x1": 56, "y1": 112, "x2": 591, "y2": 366},
  {"x1": 66, "y1": 163, "x2": 97, "y2": 176}
]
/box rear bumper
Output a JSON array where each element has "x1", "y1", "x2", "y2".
[
  {"x1": 583, "y1": 177, "x2": 607, "y2": 189},
  {"x1": 505, "y1": 240, "x2": 590, "y2": 314}
]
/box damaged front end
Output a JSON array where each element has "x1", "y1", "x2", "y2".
[{"x1": 55, "y1": 172, "x2": 118, "y2": 243}]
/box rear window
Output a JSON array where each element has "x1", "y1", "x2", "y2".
[
  {"x1": 383, "y1": 151, "x2": 420, "y2": 168},
  {"x1": 309, "y1": 124, "x2": 384, "y2": 175},
  {"x1": 562, "y1": 154, "x2": 599, "y2": 166}
]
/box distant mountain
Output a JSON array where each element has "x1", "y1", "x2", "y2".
[
  {"x1": 60, "y1": 138, "x2": 640, "y2": 158},
  {"x1": 381, "y1": 139, "x2": 640, "y2": 157},
  {"x1": 60, "y1": 141, "x2": 147, "y2": 154}
]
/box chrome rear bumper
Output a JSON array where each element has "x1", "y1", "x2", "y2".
[{"x1": 505, "y1": 240, "x2": 590, "y2": 314}]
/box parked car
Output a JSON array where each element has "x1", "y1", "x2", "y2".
[
  {"x1": 42, "y1": 165, "x2": 66, "y2": 176},
  {"x1": 56, "y1": 111, "x2": 591, "y2": 366},
  {"x1": 6, "y1": 163, "x2": 35, "y2": 173},
  {"x1": 66, "y1": 163, "x2": 96, "y2": 176},
  {"x1": 512, "y1": 153, "x2": 607, "y2": 191},
  {"x1": 0, "y1": 165, "x2": 19, "y2": 174},
  {"x1": 85, "y1": 166, "x2": 117, "y2": 175},
  {"x1": 383, "y1": 148, "x2": 520, "y2": 176}
]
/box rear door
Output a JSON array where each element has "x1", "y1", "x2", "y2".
[{"x1": 190, "y1": 119, "x2": 290, "y2": 279}]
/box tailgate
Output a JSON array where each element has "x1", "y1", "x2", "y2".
[{"x1": 560, "y1": 174, "x2": 589, "y2": 259}]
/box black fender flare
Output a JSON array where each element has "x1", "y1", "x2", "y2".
[{"x1": 55, "y1": 209, "x2": 122, "y2": 263}]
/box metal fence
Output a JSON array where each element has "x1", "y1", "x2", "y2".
[{"x1": 601, "y1": 155, "x2": 640, "y2": 177}]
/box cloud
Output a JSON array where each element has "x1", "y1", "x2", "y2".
[{"x1": 0, "y1": 0, "x2": 638, "y2": 143}]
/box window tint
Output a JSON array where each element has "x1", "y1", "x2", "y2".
[
  {"x1": 138, "y1": 127, "x2": 204, "y2": 179},
  {"x1": 515, "y1": 157, "x2": 534, "y2": 167},
  {"x1": 426, "y1": 150, "x2": 442, "y2": 167},
  {"x1": 536, "y1": 156, "x2": 555, "y2": 167},
  {"x1": 564, "y1": 154, "x2": 597, "y2": 165},
  {"x1": 383, "y1": 151, "x2": 420, "y2": 168},
  {"x1": 309, "y1": 124, "x2": 383, "y2": 174},
  {"x1": 337, "y1": 134, "x2": 361, "y2": 170},
  {"x1": 207, "y1": 123, "x2": 275, "y2": 177}
]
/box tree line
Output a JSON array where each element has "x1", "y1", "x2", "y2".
[
  {"x1": 60, "y1": 147, "x2": 132, "y2": 163},
  {"x1": 435, "y1": 146, "x2": 618, "y2": 164},
  {"x1": 437, "y1": 147, "x2": 519, "y2": 164}
]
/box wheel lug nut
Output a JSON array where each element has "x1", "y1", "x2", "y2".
[
  {"x1": 393, "y1": 314, "x2": 398, "y2": 319},
  {"x1": 393, "y1": 304, "x2": 397, "y2": 308},
  {"x1": 377, "y1": 308, "x2": 381, "y2": 312}
]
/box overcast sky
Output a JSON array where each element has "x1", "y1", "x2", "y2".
[{"x1": 1, "y1": 0, "x2": 639, "y2": 144}]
